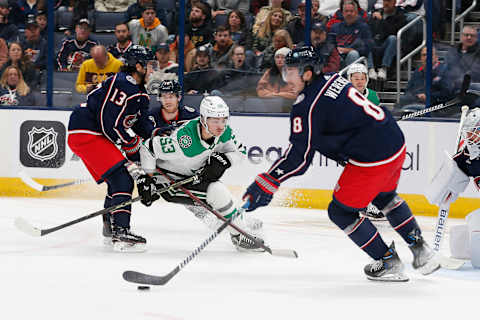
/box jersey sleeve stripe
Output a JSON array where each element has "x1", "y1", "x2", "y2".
[
  {"x1": 269, "y1": 74, "x2": 339, "y2": 182},
  {"x1": 348, "y1": 143, "x2": 406, "y2": 167},
  {"x1": 100, "y1": 73, "x2": 118, "y2": 143}
]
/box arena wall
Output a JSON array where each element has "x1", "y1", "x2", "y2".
[{"x1": 1, "y1": 108, "x2": 478, "y2": 218}]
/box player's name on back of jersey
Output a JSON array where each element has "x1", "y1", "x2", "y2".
[{"x1": 324, "y1": 76, "x2": 349, "y2": 100}]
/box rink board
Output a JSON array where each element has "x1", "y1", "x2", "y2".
[{"x1": 1, "y1": 108, "x2": 478, "y2": 218}]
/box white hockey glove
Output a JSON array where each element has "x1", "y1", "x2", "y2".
[{"x1": 425, "y1": 151, "x2": 470, "y2": 206}]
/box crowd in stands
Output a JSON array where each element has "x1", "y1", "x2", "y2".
[{"x1": 0, "y1": 0, "x2": 476, "y2": 117}]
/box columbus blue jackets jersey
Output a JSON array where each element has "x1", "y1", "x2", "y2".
[
  {"x1": 454, "y1": 147, "x2": 480, "y2": 190},
  {"x1": 148, "y1": 104, "x2": 199, "y2": 136},
  {"x1": 268, "y1": 73, "x2": 405, "y2": 182},
  {"x1": 68, "y1": 72, "x2": 154, "y2": 144}
]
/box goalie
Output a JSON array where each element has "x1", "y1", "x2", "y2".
[
  {"x1": 425, "y1": 108, "x2": 480, "y2": 267},
  {"x1": 139, "y1": 95, "x2": 266, "y2": 251}
]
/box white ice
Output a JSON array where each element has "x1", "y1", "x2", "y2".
[{"x1": 2, "y1": 197, "x2": 479, "y2": 320}]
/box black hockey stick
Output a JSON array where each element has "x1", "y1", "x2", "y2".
[
  {"x1": 19, "y1": 170, "x2": 90, "y2": 192},
  {"x1": 14, "y1": 175, "x2": 199, "y2": 237},
  {"x1": 155, "y1": 169, "x2": 298, "y2": 259},
  {"x1": 399, "y1": 74, "x2": 471, "y2": 120},
  {"x1": 122, "y1": 203, "x2": 248, "y2": 286}
]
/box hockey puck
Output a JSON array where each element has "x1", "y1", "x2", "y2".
[{"x1": 137, "y1": 286, "x2": 150, "y2": 290}]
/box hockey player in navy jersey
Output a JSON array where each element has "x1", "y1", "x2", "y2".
[
  {"x1": 243, "y1": 47, "x2": 440, "y2": 281},
  {"x1": 149, "y1": 79, "x2": 199, "y2": 137},
  {"x1": 67, "y1": 45, "x2": 159, "y2": 252}
]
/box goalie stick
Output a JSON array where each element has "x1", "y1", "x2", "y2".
[
  {"x1": 156, "y1": 169, "x2": 298, "y2": 259},
  {"x1": 123, "y1": 202, "x2": 249, "y2": 286},
  {"x1": 19, "y1": 170, "x2": 90, "y2": 192},
  {"x1": 14, "y1": 175, "x2": 198, "y2": 237}
]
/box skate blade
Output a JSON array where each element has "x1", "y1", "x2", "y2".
[
  {"x1": 113, "y1": 242, "x2": 146, "y2": 253},
  {"x1": 234, "y1": 246, "x2": 266, "y2": 253},
  {"x1": 366, "y1": 273, "x2": 409, "y2": 282},
  {"x1": 103, "y1": 237, "x2": 113, "y2": 246}
]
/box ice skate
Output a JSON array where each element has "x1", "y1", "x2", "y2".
[
  {"x1": 230, "y1": 215, "x2": 265, "y2": 252},
  {"x1": 364, "y1": 242, "x2": 409, "y2": 282},
  {"x1": 111, "y1": 225, "x2": 146, "y2": 252},
  {"x1": 360, "y1": 203, "x2": 385, "y2": 220},
  {"x1": 408, "y1": 229, "x2": 441, "y2": 275},
  {"x1": 102, "y1": 214, "x2": 113, "y2": 246},
  {"x1": 230, "y1": 233, "x2": 265, "y2": 252}
]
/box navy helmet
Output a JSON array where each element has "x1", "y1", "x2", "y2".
[
  {"x1": 285, "y1": 46, "x2": 321, "y2": 76},
  {"x1": 158, "y1": 79, "x2": 182, "y2": 96},
  {"x1": 122, "y1": 45, "x2": 155, "y2": 69}
]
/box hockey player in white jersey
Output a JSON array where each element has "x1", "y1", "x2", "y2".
[{"x1": 140, "y1": 96, "x2": 265, "y2": 251}]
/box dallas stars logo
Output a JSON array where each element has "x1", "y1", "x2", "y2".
[{"x1": 179, "y1": 135, "x2": 192, "y2": 149}]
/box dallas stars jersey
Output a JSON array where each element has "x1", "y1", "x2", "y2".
[{"x1": 140, "y1": 118, "x2": 246, "y2": 177}]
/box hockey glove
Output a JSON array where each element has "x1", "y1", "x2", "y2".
[
  {"x1": 242, "y1": 173, "x2": 280, "y2": 212},
  {"x1": 136, "y1": 174, "x2": 160, "y2": 207},
  {"x1": 200, "y1": 152, "x2": 231, "y2": 183},
  {"x1": 121, "y1": 136, "x2": 141, "y2": 162}
]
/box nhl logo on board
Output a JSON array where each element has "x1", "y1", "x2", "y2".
[
  {"x1": 179, "y1": 135, "x2": 192, "y2": 149},
  {"x1": 20, "y1": 120, "x2": 66, "y2": 168},
  {"x1": 27, "y1": 127, "x2": 58, "y2": 161}
]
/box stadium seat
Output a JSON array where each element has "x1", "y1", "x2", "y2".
[
  {"x1": 93, "y1": 33, "x2": 117, "y2": 47},
  {"x1": 94, "y1": 11, "x2": 125, "y2": 32},
  {"x1": 52, "y1": 93, "x2": 73, "y2": 107},
  {"x1": 55, "y1": 32, "x2": 68, "y2": 51},
  {"x1": 155, "y1": 0, "x2": 176, "y2": 11},
  {"x1": 56, "y1": 11, "x2": 73, "y2": 31},
  {"x1": 40, "y1": 72, "x2": 78, "y2": 92},
  {"x1": 214, "y1": 14, "x2": 228, "y2": 28}
]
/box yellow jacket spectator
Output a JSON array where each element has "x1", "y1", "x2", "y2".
[{"x1": 75, "y1": 45, "x2": 123, "y2": 94}]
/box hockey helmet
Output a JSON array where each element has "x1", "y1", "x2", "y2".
[
  {"x1": 347, "y1": 63, "x2": 369, "y2": 86},
  {"x1": 284, "y1": 46, "x2": 321, "y2": 77},
  {"x1": 122, "y1": 45, "x2": 155, "y2": 69},
  {"x1": 200, "y1": 96, "x2": 229, "y2": 136},
  {"x1": 158, "y1": 80, "x2": 182, "y2": 96},
  {"x1": 462, "y1": 107, "x2": 480, "y2": 159}
]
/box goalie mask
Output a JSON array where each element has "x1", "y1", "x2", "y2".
[
  {"x1": 462, "y1": 107, "x2": 480, "y2": 159},
  {"x1": 199, "y1": 96, "x2": 229, "y2": 137}
]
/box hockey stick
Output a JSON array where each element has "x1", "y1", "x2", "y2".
[
  {"x1": 19, "y1": 170, "x2": 90, "y2": 192},
  {"x1": 429, "y1": 105, "x2": 470, "y2": 270},
  {"x1": 156, "y1": 169, "x2": 298, "y2": 259},
  {"x1": 399, "y1": 74, "x2": 471, "y2": 121},
  {"x1": 122, "y1": 202, "x2": 250, "y2": 286},
  {"x1": 14, "y1": 175, "x2": 199, "y2": 237}
]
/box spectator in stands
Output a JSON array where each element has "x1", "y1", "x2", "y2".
[
  {"x1": 257, "y1": 47, "x2": 298, "y2": 99},
  {"x1": 253, "y1": 8, "x2": 287, "y2": 54},
  {"x1": 369, "y1": 0, "x2": 407, "y2": 81},
  {"x1": 35, "y1": 9, "x2": 47, "y2": 40},
  {"x1": 5, "y1": 0, "x2": 25, "y2": 28},
  {"x1": 260, "y1": 29, "x2": 292, "y2": 70},
  {"x1": 217, "y1": 44, "x2": 256, "y2": 95},
  {"x1": 0, "y1": 65, "x2": 35, "y2": 106},
  {"x1": 0, "y1": 42, "x2": 37, "y2": 88},
  {"x1": 250, "y1": 0, "x2": 291, "y2": 15},
  {"x1": 331, "y1": 0, "x2": 373, "y2": 68},
  {"x1": 298, "y1": 22, "x2": 340, "y2": 73},
  {"x1": 56, "y1": 18, "x2": 98, "y2": 71},
  {"x1": 17, "y1": 0, "x2": 42, "y2": 30},
  {"x1": 186, "y1": 0, "x2": 212, "y2": 24},
  {"x1": 125, "y1": 0, "x2": 167, "y2": 25},
  {"x1": 398, "y1": 47, "x2": 450, "y2": 111},
  {"x1": 225, "y1": 9, "x2": 253, "y2": 50},
  {"x1": 128, "y1": 4, "x2": 168, "y2": 53},
  {"x1": 211, "y1": 25, "x2": 235, "y2": 68},
  {"x1": 326, "y1": 0, "x2": 368, "y2": 31},
  {"x1": 169, "y1": 33, "x2": 196, "y2": 72},
  {"x1": 186, "y1": 1, "x2": 214, "y2": 48},
  {"x1": 0, "y1": 37, "x2": 6, "y2": 68},
  {"x1": 184, "y1": 45, "x2": 223, "y2": 94},
  {"x1": 445, "y1": 25, "x2": 480, "y2": 97},
  {"x1": 21, "y1": 17, "x2": 47, "y2": 70},
  {"x1": 145, "y1": 43, "x2": 179, "y2": 93},
  {"x1": 208, "y1": 0, "x2": 250, "y2": 17},
  {"x1": 287, "y1": 0, "x2": 327, "y2": 45},
  {"x1": 253, "y1": 0, "x2": 291, "y2": 34},
  {"x1": 75, "y1": 45, "x2": 123, "y2": 94},
  {"x1": 348, "y1": 63, "x2": 379, "y2": 104},
  {"x1": 109, "y1": 23, "x2": 134, "y2": 60},
  {"x1": 96, "y1": 0, "x2": 134, "y2": 12},
  {"x1": 0, "y1": 1, "x2": 19, "y2": 43},
  {"x1": 60, "y1": 0, "x2": 92, "y2": 36}
]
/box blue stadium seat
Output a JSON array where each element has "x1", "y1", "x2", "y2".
[
  {"x1": 56, "y1": 11, "x2": 73, "y2": 31},
  {"x1": 155, "y1": 0, "x2": 176, "y2": 11},
  {"x1": 55, "y1": 32, "x2": 68, "y2": 51},
  {"x1": 40, "y1": 72, "x2": 78, "y2": 92},
  {"x1": 93, "y1": 33, "x2": 117, "y2": 47},
  {"x1": 52, "y1": 93, "x2": 73, "y2": 107},
  {"x1": 94, "y1": 11, "x2": 125, "y2": 32}
]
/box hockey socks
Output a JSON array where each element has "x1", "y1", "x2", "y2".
[{"x1": 385, "y1": 201, "x2": 420, "y2": 245}]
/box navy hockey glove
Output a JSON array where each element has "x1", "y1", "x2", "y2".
[
  {"x1": 243, "y1": 173, "x2": 280, "y2": 212},
  {"x1": 200, "y1": 152, "x2": 231, "y2": 183},
  {"x1": 121, "y1": 136, "x2": 141, "y2": 162},
  {"x1": 136, "y1": 174, "x2": 160, "y2": 206}
]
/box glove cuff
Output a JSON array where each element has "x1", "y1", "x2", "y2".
[
  {"x1": 255, "y1": 173, "x2": 280, "y2": 195},
  {"x1": 122, "y1": 136, "x2": 141, "y2": 155}
]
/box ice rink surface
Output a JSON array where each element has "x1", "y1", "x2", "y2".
[{"x1": 2, "y1": 197, "x2": 479, "y2": 320}]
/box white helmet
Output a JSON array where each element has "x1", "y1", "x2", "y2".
[
  {"x1": 462, "y1": 107, "x2": 480, "y2": 159},
  {"x1": 347, "y1": 63, "x2": 369, "y2": 86},
  {"x1": 199, "y1": 96, "x2": 229, "y2": 135}
]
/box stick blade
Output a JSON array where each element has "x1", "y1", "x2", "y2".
[
  {"x1": 270, "y1": 249, "x2": 299, "y2": 258},
  {"x1": 123, "y1": 270, "x2": 175, "y2": 286},
  {"x1": 14, "y1": 217, "x2": 42, "y2": 237},
  {"x1": 19, "y1": 171, "x2": 44, "y2": 191}
]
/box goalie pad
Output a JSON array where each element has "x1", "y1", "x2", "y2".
[
  {"x1": 449, "y1": 224, "x2": 470, "y2": 259},
  {"x1": 467, "y1": 209, "x2": 480, "y2": 268},
  {"x1": 425, "y1": 151, "x2": 470, "y2": 206}
]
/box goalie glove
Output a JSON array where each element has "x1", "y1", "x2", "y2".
[
  {"x1": 126, "y1": 162, "x2": 160, "y2": 207},
  {"x1": 121, "y1": 136, "x2": 141, "y2": 162},
  {"x1": 242, "y1": 173, "x2": 280, "y2": 212},
  {"x1": 200, "y1": 152, "x2": 231, "y2": 183}
]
